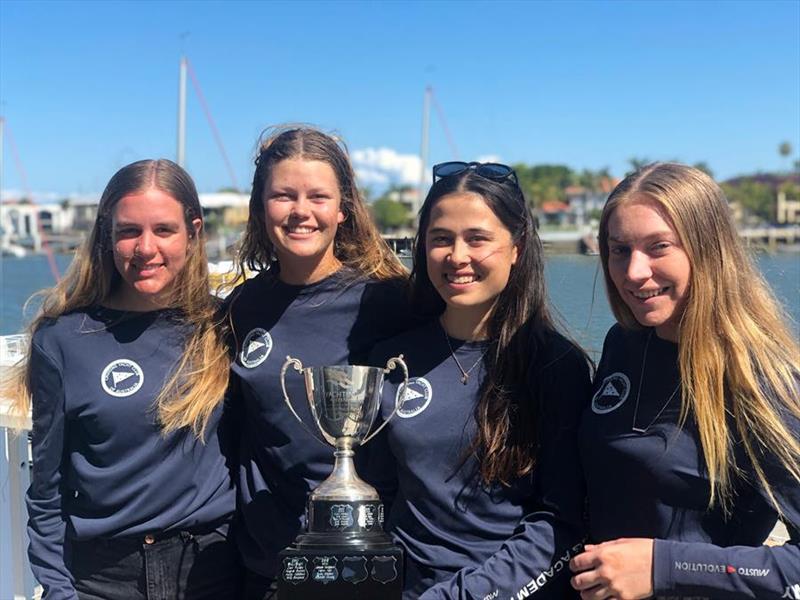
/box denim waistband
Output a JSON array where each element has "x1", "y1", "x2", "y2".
[{"x1": 69, "y1": 515, "x2": 232, "y2": 546}]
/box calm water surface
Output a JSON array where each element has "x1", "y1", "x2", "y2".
[{"x1": 2, "y1": 252, "x2": 797, "y2": 356}]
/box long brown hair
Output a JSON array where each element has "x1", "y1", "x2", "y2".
[
  {"x1": 412, "y1": 169, "x2": 590, "y2": 485},
  {"x1": 237, "y1": 125, "x2": 406, "y2": 281},
  {"x1": 599, "y1": 162, "x2": 800, "y2": 513},
  {"x1": 5, "y1": 159, "x2": 229, "y2": 439}
]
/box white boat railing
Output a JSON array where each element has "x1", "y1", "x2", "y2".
[{"x1": 1, "y1": 333, "x2": 39, "y2": 600}]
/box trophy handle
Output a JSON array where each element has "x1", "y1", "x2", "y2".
[
  {"x1": 362, "y1": 354, "x2": 408, "y2": 445},
  {"x1": 280, "y1": 356, "x2": 330, "y2": 446}
]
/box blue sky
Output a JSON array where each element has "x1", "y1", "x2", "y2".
[{"x1": 1, "y1": 0, "x2": 798, "y2": 199}]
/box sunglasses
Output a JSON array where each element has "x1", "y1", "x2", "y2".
[{"x1": 432, "y1": 161, "x2": 518, "y2": 185}]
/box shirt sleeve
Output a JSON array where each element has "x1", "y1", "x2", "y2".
[
  {"x1": 419, "y1": 343, "x2": 591, "y2": 600},
  {"x1": 26, "y1": 341, "x2": 78, "y2": 599},
  {"x1": 653, "y1": 412, "x2": 800, "y2": 599}
]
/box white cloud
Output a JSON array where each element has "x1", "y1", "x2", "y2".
[
  {"x1": 351, "y1": 148, "x2": 422, "y2": 190},
  {"x1": 475, "y1": 154, "x2": 503, "y2": 164}
]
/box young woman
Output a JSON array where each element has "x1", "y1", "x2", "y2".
[
  {"x1": 7, "y1": 159, "x2": 239, "y2": 599},
  {"x1": 570, "y1": 163, "x2": 800, "y2": 600},
  {"x1": 224, "y1": 126, "x2": 410, "y2": 598},
  {"x1": 369, "y1": 161, "x2": 592, "y2": 599}
]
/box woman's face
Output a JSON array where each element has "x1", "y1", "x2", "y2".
[
  {"x1": 263, "y1": 158, "x2": 344, "y2": 283},
  {"x1": 606, "y1": 198, "x2": 691, "y2": 341},
  {"x1": 111, "y1": 188, "x2": 200, "y2": 310},
  {"x1": 425, "y1": 192, "x2": 518, "y2": 318}
]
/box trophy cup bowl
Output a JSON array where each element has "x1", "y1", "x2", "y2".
[{"x1": 280, "y1": 354, "x2": 408, "y2": 548}]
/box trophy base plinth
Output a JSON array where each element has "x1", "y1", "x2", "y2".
[
  {"x1": 276, "y1": 543, "x2": 403, "y2": 599},
  {"x1": 294, "y1": 529, "x2": 395, "y2": 549}
]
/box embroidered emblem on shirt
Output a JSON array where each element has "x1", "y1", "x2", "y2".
[
  {"x1": 240, "y1": 328, "x2": 272, "y2": 368},
  {"x1": 396, "y1": 377, "x2": 433, "y2": 418},
  {"x1": 101, "y1": 359, "x2": 144, "y2": 397},
  {"x1": 591, "y1": 372, "x2": 630, "y2": 414}
]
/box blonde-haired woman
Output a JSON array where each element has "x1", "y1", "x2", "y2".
[
  {"x1": 224, "y1": 126, "x2": 410, "y2": 598},
  {"x1": 570, "y1": 163, "x2": 800, "y2": 599},
  {"x1": 8, "y1": 159, "x2": 239, "y2": 599}
]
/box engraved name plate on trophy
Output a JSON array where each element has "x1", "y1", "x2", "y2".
[{"x1": 276, "y1": 355, "x2": 407, "y2": 599}]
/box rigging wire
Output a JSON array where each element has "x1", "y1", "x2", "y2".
[
  {"x1": 430, "y1": 88, "x2": 460, "y2": 161},
  {"x1": 185, "y1": 59, "x2": 240, "y2": 192}
]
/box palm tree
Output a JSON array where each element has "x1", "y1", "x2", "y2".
[
  {"x1": 627, "y1": 157, "x2": 650, "y2": 175},
  {"x1": 778, "y1": 141, "x2": 793, "y2": 173}
]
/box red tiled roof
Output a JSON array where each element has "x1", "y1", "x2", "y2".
[{"x1": 541, "y1": 201, "x2": 569, "y2": 213}]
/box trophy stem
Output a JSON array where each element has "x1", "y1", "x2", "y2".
[{"x1": 310, "y1": 437, "x2": 380, "y2": 502}]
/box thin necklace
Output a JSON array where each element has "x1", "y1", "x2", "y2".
[
  {"x1": 440, "y1": 321, "x2": 488, "y2": 385},
  {"x1": 631, "y1": 329, "x2": 681, "y2": 434}
]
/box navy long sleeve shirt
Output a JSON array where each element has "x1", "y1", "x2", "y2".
[
  {"x1": 226, "y1": 267, "x2": 411, "y2": 579},
  {"x1": 580, "y1": 324, "x2": 800, "y2": 599},
  {"x1": 26, "y1": 307, "x2": 235, "y2": 600},
  {"x1": 369, "y1": 321, "x2": 591, "y2": 600}
]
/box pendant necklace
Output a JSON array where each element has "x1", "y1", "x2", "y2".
[
  {"x1": 631, "y1": 329, "x2": 681, "y2": 434},
  {"x1": 440, "y1": 321, "x2": 488, "y2": 385}
]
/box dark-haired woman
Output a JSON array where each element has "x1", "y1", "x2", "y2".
[
  {"x1": 224, "y1": 126, "x2": 411, "y2": 598},
  {"x1": 369, "y1": 161, "x2": 592, "y2": 599},
  {"x1": 570, "y1": 163, "x2": 800, "y2": 600},
  {"x1": 8, "y1": 160, "x2": 239, "y2": 599}
]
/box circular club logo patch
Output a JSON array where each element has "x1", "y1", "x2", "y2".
[
  {"x1": 396, "y1": 377, "x2": 433, "y2": 418},
  {"x1": 101, "y1": 359, "x2": 144, "y2": 397},
  {"x1": 240, "y1": 328, "x2": 273, "y2": 368},
  {"x1": 591, "y1": 372, "x2": 630, "y2": 414}
]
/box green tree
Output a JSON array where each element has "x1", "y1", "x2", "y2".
[
  {"x1": 692, "y1": 162, "x2": 714, "y2": 178},
  {"x1": 371, "y1": 198, "x2": 409, "y2": 231},
  {"x1": 514, "y1": 163, "x2": 573, "y2": 206},
  {"x1": 575, "y1": 167, "x2": 613, "y2": 192},
  {"x1": 722, "y1": 181, "x2": 775, "y2": 222},
  {"x1": 627, "y1": 157, "x2": 650, "y2": 175},
  {"x1": 217, "y1": 186, "x2": 240, "y2": 194}
]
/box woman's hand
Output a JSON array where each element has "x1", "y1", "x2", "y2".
[{"x1": 569, "y1": 538, "x2": 654, "y2": 600}]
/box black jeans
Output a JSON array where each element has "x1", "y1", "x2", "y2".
[{"x1": 67, "y1": 526, "x2": 242, "y2": 600}]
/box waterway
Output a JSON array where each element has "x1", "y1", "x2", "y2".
[{"x1": 2, "y1": 252, "x2": 797, "y2": 356}]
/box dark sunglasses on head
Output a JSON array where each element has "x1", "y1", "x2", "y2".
[{"x1": 432, "y1": 161, "x2": 518, "y2": 184}]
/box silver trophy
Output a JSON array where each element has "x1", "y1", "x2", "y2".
[{"x1": 280, "y1": 355, "x2": 408, "y2": 548}]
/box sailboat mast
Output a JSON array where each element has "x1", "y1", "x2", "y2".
[
  {"x1": 0, "y1": 116, "x2": 5, "y2": 203},
  {"x1": 176, "y1": 56, "x2": 187, "y2": 167},
  {"x1": 417, "y1": 85, "x2": 432, "y2": 215}
]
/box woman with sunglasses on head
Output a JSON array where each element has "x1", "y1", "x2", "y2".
[
  {"x1": 569, "y1": 163, "x2": 800, "y2": 600},
  {"x1": 223, "y1": 126, "x2": 411, "y2": 598},
  {"x1": 369, "y1": 161, "x2": 592, "y2": 599},
  {"x1": 7, "y1": 160, "x2": 239, "y2": 599}
]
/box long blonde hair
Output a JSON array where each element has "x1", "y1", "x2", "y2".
[
  {"x1": 599, "y1": 162, "x2": 800, "y2": 513},
  {"x1": 237, "y1": 125, "x2": 407, "y2": 281},
  {"x1": 5, "y1": 159, "x2": 229, "y2": 439}
]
